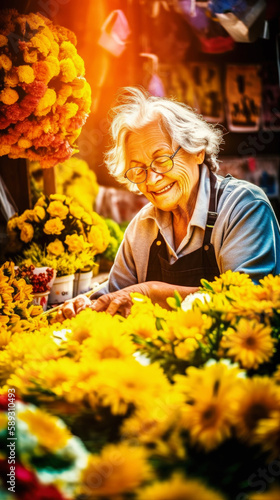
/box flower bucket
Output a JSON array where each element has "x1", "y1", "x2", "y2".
[
  {"x1": 48, "y1": 274, "x2": 75, "y2": 305},
  {"x1": 73, "y1": 270, "x2": 93, "y2": 297},
  {"x1": 32, "y1": 291, "x2": 50, "y2": 312}
]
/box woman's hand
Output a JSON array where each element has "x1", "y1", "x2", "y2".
[
  {"x1": 55, "y1": 294, "x2": 92, "y2": 322},
  {"x1": 90, "y1": 282, "x2": 153, "y2": 317},
  {"x1": 55, "y1": 282, "x2": 199, "y2": 321}
]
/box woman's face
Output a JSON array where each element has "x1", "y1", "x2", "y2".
[{"x1": 125, "y1": 121, "x2": 204, "y2": 214}]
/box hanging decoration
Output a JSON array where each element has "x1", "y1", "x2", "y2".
[
  {"x1": 0, "y1": 10, "x2": 91, "y2": 168},
  {"x1": 225, "y1": 65, "x2": 262, "y2": 132},
  {"x1": 98, "y1": 10, "x2": 131, "y2": 57}
]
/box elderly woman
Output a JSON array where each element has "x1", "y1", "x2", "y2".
[{"x1": 58, "y1": 87, "x2": 280, "y2": 319}]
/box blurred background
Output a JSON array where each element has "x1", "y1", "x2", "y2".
[{"x1": 1, "y1": 0, "x2": 280, "y2": 223}]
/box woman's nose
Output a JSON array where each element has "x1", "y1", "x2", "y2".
[{"x1": 145, "y1": 168, "x2": 164, "y2": 185}]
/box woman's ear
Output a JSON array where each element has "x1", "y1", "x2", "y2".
[{"x1": 196, "y1": 149, "x2": 205, "y2": 165}]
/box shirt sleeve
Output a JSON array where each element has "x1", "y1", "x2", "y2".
[{"x1": 216, "y1": 194, "x2": 280, "y2": 283}]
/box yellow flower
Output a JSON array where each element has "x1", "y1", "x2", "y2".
[
  {"x1": 20, "y1": 222, "x2": 34, "y2": 243},
  {"x1": 18, "y1": 406, "x2": 71, "y2": 452},
  {"x1": 44, "y1": 218, "x2": 65, "y2": 235},
  {"x1": 96, "y1": 359, "x2": 170, "y2": 415},
  {"x1": 231, "y1": 377, "x2": 280, "y2": 444},
  {"x1": 125, "y1": 313, "x2": 159, "y2": 341},
  {"x1": 47, "y1": 239, "x2": 65, "y2": 256},
  {"x1": 35, "y1": 88, "x2": 56, "y2": 116},
  {"x1": 80, "y1": 328, "x2": 136, "y2": 361},
  {"x1": 0, "y1": 54, "x2": 12, "y2": 71},
  {"x1": 0, "y1": 88, "x2": 19, "y2": 105},
  {"x1": 137, "y1": 473, "x2": 226, "y2": 500},
  {"x1": 35, "y1": 195, "x2": 47, "y2": 208},
  {"x1": 0, "y1": 35, "x2": 8, "y2": 47},
  {"x1": 204, "y1": 270, "x2": 253, "y2": 293},
  {"x1": 69, "y1": 203, "x2": 85, "y2": 219},
  {"x1": 49, "y1": 194, "x2": 68, "y2": 202},
  {"x1": 60, "y1": 58, "x2": 77, "y2": 82},
  {"x1": 174, "y1": 361, "x2": 243, "y2": 451},
  {"x1": 174, "y1": 338, "x2": 199, "y2": 359},
  {"x1": 33, "y1": 205, "x2": 46, "y2": 222},
  {"x1": 222, "y1": 319, "x2": 276, "y2": 369},
  {"x1": 79, "y1": 443, "x2": 152, "y2": 497},
  {"x1": 65, "y1": 233, "x2": 88, "y2": 253},
  {"x1": 18, "y1": 138, "x2": 32, "y2": 149},
  {"x1": 17, "y1": 65, "x2": 35, "y2": 83},
  {"x1": 47, "y1": 200, "x2": 69, "y2": 219}
]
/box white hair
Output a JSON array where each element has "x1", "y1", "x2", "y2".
[{"x1": 105, "y1": 87, "x2": 224, "y2": 193}]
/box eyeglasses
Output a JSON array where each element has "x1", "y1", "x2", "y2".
[{"x1": 124, "y1": 146, "x2": 181, "y2": 184}]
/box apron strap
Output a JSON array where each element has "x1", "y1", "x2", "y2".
[{"x1": 204, "y1": 173, "x2": 232, "y2": 246}]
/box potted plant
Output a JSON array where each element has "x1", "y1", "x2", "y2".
[{"x1": 7, "y1": 194, "x2": 110, "y2": 305}]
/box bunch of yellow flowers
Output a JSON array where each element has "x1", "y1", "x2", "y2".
[
  {"x1": 7, "y1": 193, "x2": 110, "y2": 275},
  {"x1": 126, "y1": 271, "x2": 280, "y2": 377},
  {"x1": 0, "y1": 261, "x2": 46, "y2": 343},
  {"x1": 0, "y1": 9, "x2": 91, "y2": 167}
]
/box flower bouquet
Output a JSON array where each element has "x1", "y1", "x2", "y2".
[
  {"x1": 7, "y1": 193, "x2": 110, "y2": 303},
  {"x1": 0, "y1": 9, "x2": 91, "y2": 168},
  {"x1": 7, "y1": 193, "x2": 110, "y2": 276},
  {"x1": 0, "y1": 261, "x2": 46, "y2": 343}
]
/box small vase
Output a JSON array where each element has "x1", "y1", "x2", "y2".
[
  {"x1": 32, "y1": 291, "x2": 50, "y2": 312},
  {"x1": 48, "y1": 274, "x2": 75, "y2": 305},
  {"x1": 73, "y1": 270, "x2": 93, "y2": 297}
]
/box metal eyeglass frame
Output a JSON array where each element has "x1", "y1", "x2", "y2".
[{"x1": 124, "y1": 145, "x2": 181, "y2": 184}]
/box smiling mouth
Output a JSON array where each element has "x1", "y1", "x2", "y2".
[{"x1": 152, "y1": 182, "x2": 175, "y2": 195}]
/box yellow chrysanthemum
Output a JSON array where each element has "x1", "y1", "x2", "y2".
[
  {"x1": 124, "y1": 313, "x2": 159, "y2": 341},
  {"x1": 18, "y1": 138, "x2": 32, "y2": 149},
  {"x1": 80, "y1": 328, "x2": 136, "y2": 361},
  {"x1": 20, "y1": 222, "x2": 34, "y2": 243},
  {"x1": 60, "y1": 58, "x2": 77, "y2": 82},
  {"x1": 47, "y1": 200, "x2": 69, "y2": 219},
  {"x1": 43, "y1": 217, "x2": 65, "y2": 235},
  {"x1": 18, "y1": 407, "x2": 71, "y2": 452},
  {"x1": 0, "y1": 88, "x2": 19, "y2": 105},
  {"x1": 174, "y1": 338, "x2": 199, "y2": 359},
  {"x1": 0, "y1": 35, "x2": 8, "y2": 47},
  {"x1": 68, "y1": 203, "x2": 85, "y2": 219},
  {"x1": 47, "y1": 239, "x2": 65, "y2": 256},
  {"x1": 49, "y1": 194, "x2": 68, "y2": 203},
  {"x1": 65, "y1": 233, "x2": 88, "y2": 253},
  {"x1": 174, "y1": 361, "x2": 244, "y2": 451},
  {"x1": 204, "y1": 270, "x2": 253, "y2": 293},
  {"x1": 0, "y1": 54, "x2": 12, "y2": 71},
  {"x1": 33, "y1": 205, "x2": 46, "y2": 222},
  {"x1": 79, "y1": 443, "x2": 152, "y2": 497},
  {"x1": 137, "y1": 473, "x2": 226, "y2": 500},
  {"x1": 231, "y1": 377, "x2": 280, "y2": 443},
  {"x1": 35, "y1": 88, "x2": 56, "y2": 116},
  {"x1": 95, "y1": 358, "x2": 170, "y2": 415},
  {"x1": 17, "y1": 65, "x2": 35, "y2": 83},
  {"x1": 222, "y1": 319, "x2": 276, "y2": 369}
]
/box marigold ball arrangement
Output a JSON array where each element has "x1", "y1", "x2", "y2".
[{"x1": 0, "y1": 9, "x2": 91, "y2": 167}]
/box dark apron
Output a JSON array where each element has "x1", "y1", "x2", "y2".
[{"x1": 145, "y1": 172, "x2": 232, "y2": 287}]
